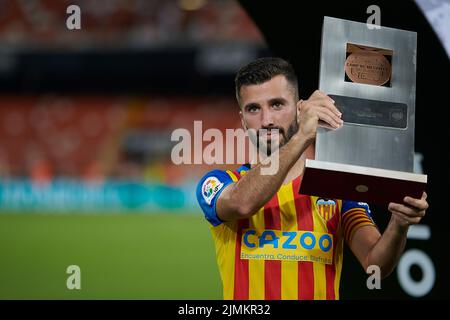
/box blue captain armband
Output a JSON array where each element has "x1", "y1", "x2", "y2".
[
  {"x1": 342, "y1": 200, "x2": 374, "y2": 219},
  {"x1": 196, "y1": 169, "x2": 234, "y2": 226}
]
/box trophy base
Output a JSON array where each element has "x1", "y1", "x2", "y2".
[{"x1": 299, "y1": 159, "x2": 427, "y2": 205}]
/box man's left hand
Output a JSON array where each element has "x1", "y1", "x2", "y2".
[{"x1": 388, "y1": 192, "x2": 429, "y2": 229}]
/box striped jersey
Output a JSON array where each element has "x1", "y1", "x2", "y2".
[{"x1": 196, "y1": 163, "x2": 377, "y2": 300}]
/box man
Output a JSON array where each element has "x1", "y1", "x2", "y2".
[{"x1": 196, "y1": 57, "x2": 428, "y2": 300}]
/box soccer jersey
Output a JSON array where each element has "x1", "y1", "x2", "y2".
[{"x1": 196, "y1": 164, "x2": 377, "y2": 300}]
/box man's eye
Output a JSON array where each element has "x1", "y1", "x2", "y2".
[
  {"x1": 248, "y1": 106, "x2": 259, "y2": 112},
  {"x1": 272, "y1": 102, "x2": 283, "y2": 108}
]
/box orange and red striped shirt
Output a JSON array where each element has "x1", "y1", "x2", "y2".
[{"x1": 196, "y1": 164, "x2": 376, "y2": 300}]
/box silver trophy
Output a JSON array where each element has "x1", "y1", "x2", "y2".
[{"x1": 300, "y1": 17, "x2": 427, "y2": 204}]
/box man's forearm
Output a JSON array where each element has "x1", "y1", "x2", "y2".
[
  {"x1": 366, "y1": 218, "x2": 408, "y2": 278},
  {"x1": 228, "y1": 133, "x2": 311, "y2": 217}
]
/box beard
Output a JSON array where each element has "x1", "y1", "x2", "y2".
[{"x1": 254, "y1": 117, "x2": 299, "y2": 156}]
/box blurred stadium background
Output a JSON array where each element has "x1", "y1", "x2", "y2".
[
  {"x1": 0, "y1": 0, "x2": 268, "y2": 299},
  {"x1": 1, "y1": 0, "x2": 449, "y2": 300}
]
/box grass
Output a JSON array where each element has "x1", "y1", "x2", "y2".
[{"x1": 0, "y1": 213, "x2": 222, "y2": 299}]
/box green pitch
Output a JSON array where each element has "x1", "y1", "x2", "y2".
[{"x1": 0, "y1": 213, "x2": 222, "y2": 299}]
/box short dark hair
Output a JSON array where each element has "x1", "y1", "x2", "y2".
[{"x1": 234, "y1": 57, "x2": 299, "y2": 103}]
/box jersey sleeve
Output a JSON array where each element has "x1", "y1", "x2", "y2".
[
  {"x1": 196, "y1": 169, "x2": 235, "y2": 226},
  {"x1": 341, "y1": 200, "x2": 377, "y2": 244}
]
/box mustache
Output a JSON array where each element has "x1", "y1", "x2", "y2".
[{"x1": 256, "y1": 127, "x2": 285, "y2": 137}]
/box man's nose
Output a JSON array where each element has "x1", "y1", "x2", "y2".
[{"x1": 261, "y1": 107, "x2": 274, "y2": 127}]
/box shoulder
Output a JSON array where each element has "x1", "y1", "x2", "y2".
[
  {"x1": 196, "y1": 169, "x2": 235, "y2": 204},
  {"x1": 196, "y1": 163, "x2": 250, "y2": 198},
  {"x1": 196, "y1": 166, "x2": 247, "y2": 226}
]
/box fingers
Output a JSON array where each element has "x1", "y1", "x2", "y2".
[
  {"x1": 317, "y1": 120, "x2": 338, "y2": 130},
  {"x1": 388, "y1": 202, "x2": 426, "y2": 218},
  {"x1": 391, "y1": 211, "x2": 422, "y2": 225},
  {"x1": 388, "y1": 197, "x2": 428, "y2": 227},
  {"x1": 317, "y1": 98, "x2": 342, "y2": 118},
  {"x1": 300, "y1": 93, "x2": 343, "y2": 129},
  {"x1": 316, "y1": 108, "x2": 342, "y2": 128},
  {"x1": 309, "y1": 92, "x2": 342, "y2": 117},
  {"x1": 404, "y1": 195, "x2": 429, "y2": 211},
  {"x1": 310, "y1": 90, "x2": 333, "y2": 103}
]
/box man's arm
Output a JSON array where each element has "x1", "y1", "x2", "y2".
[
  {"x1": 216, "y1": 132, "x2": 310, "y2": 222},
  {"x1": 217, "y1": 90, "x2": 342, "y2": 222},
  {"x1": 349, "y1": 192, "x2": 429, "y2": 279}
]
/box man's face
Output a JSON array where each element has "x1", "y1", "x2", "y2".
[{"x1": 238, "y1": 75, "x2": 298, "y2": 154}]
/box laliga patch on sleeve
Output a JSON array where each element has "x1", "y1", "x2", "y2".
[{"x1": 201, "y1": 176, "x2": 224, "y2": 205}]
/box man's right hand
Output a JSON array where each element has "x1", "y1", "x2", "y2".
[
  {"x1": 295, "y1": 90, "x2": 343, "y2": 143},
  {"x1": 216, "y1": 91, "x2": 343, "y2": 223}
]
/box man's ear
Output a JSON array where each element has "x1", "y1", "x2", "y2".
[
  {"x1": 239, "y1": 110, "x2": 248, "y2": 130},
  {"x1": 296, "y1": 99, "x2": 303, "y2": 121},
  {"x1": 296, "y1": 99, "x2": 304, "y2": 114}
]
